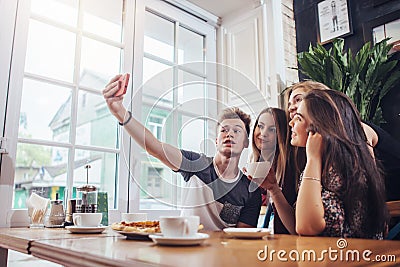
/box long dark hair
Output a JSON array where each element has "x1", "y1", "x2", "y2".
[
  {"x1": 303, "y1": 89, "x2": 388, "y2": 237},
  {"x1": 251, "y1": 108, "x2": 288, "y2": 184},
  {"x1": 283, "y1": 81, "x2": 331, "y2": 185}
]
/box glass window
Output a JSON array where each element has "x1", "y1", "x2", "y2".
[
  {"x1": 25, "y1": 20, "x2": 76, "y2": 82},
  {"x1": 80, "y1": 37, "x2": 121, "y2": 89},
  {"x1": 19, "y1": 78, "x2": 72, "y2": 142},
  {"x1": 177, "y1": 70, "x2": 205, "y2": 115},
  {"x1": 76, "y1": 91, "x2": 118, "y2": 148},
  {"x1": 14, "y1": 143, "x2": 69, "y2": 208},
  {"x1": 11, "y1": 0, "x2": 126, "y2": 211},
  {"x1": 82, "y1": 0, "x2": 123, "y2": 42},
  {"x1": 142, "y1": 58, "x2": 173, "y2": 108},
  {"x1": 73, "y1": 150, "x2": 118, "y2": 209},
  {"x1": 144, "y1": 12, "x2": 174, "y2": 62},
  {"x1": 180, "y1": 115, "x2": 205, "y2": 153},
  {"x1": 178, "y1": 26, "x2": 205, "y2": 74},
  {"x1": 138, "y1": 8, "x2": 213, "y2": 211},
  {"x1": 31, "y1": 0, "x2": 78, "y2": 27}
]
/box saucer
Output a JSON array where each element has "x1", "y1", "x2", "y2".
[
  {"x1": 66, "y1": 225, "x2": 107, "y2": 234},
  {"x1": 149, "y1": 233, "x2": 209, "y2": 246},
  {"x1": 223, "y1": 228, "x2": 272, "y2": 239}
]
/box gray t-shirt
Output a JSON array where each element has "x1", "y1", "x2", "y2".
[{"x1": 177, "y1": 150, "x2": 262, "y2": 230}]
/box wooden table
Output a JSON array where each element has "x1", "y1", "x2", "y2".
[{"x1": 1, "y1": 228, "x2": 400, "y2": 266}]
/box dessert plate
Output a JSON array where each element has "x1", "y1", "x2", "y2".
[
  {"x1": 66, "y1": 225, "x2": 107, "y2": 234},
  {"x1": 113, "y1": 230, "x2": 153, "y2": 240},
  {"x1": 223, "y1": 228, "x2": 272, "y2": 239},
  {"x1": 149, "y1": 233, "x2": 209, "y2": 246}
]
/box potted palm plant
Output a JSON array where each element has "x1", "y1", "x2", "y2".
[{"x1": 297, "y1": 38, "x2": 400, "y2": 125}]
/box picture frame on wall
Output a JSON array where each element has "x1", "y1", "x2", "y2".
[{"x1": 317, "y1": 0, "x2": 352, "y2": 44}]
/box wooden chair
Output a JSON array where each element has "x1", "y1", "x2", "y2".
[{"x1": 386, "y1": 201, "x2": 400, "y2": 240}]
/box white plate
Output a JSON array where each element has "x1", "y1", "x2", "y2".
[
  {"x1": 223, "y1": 228, "x2": 272, "y2": 238},
  {"x1": 66, "y1": 225, "x2": 107, "y2": 234},
  {"x1": 149, "y1": 233, "x2": 209, "y2": 246}
]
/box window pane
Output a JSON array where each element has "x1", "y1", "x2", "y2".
[
  {"x1": 80, "y1": 37, "x2": 121, "y2": 89},
  {"x1": 177, "y1": 70, "x2": 205, "y2": 115},
  {"x1": 73, "y1": 150, "x2": 118, "y2": 208},
  {"x1": 144, "y1": 12, "x2": 174, "y2": 62},
  {"x1": 386, "y1": 19, "x2": 400, "y2": 43},
  {"x1": 139, "y1": 154, "x2": 176, "y2": 210},
  {"x1": 19, "y1": 78, "x2": 72, "y2": 142},
  {"x1": 83, "y1": 0, "x2": 123, "y2": 42},
  {"x1": 14, "y1": 143, "x2": 69, "y2": 208},
  {"x1": 25, "y1": 19, "x2": 75, "y2": 82},
  {"x1": 76, "y1": 91, "x2": 118, "y2": 148},
  {"x1": 31, "y1": 0, "x2": 78, "y2": 27},
  {"x1": 142, "y1": 57, "x2": 173, "y2": 108},
  {"x1": 178, "y1": 26, "x2": 204, "y2": 74},
  {"x1": 180, "y1": 115, "x2": 205, "y2": 153},
  {"x1": 373, "y1": 25, "x2": 385, "y2": 44}
]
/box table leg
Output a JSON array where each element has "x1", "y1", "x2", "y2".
[{"x1": 0, "y1": 247, "x2": 8, "y2": 267}]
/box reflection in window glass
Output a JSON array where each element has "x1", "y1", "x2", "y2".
[
  {"x1": 13, "y1": 143, "x2": 69, "y2": 208},
  {"x1": 31, "y1": 0, "x2": 78, "y2": 27},
  {"x1": 19, "y1": 78, "x2": 72, "y2": 142},
  {"x1": 83, "y1": 0, "x2": 123, "y2": 42},
  {"x1": 25, "y1": 20, "x2": 75, "y2": 82},
  {"x1": 73, "y1": 150, "x2": 118, "y2": 209},
  {"x1": 76, "y1": 91, "x2": 118, "y2": 148},
  {"x1": 80, "y1": 37, "x2": 121, "y2": 89},
  {"x1": 144, "y1": 11, "x2": 174, "y2": 62}
]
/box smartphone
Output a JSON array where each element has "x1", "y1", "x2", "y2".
[{"x1": 115, "y1": 73, "x2": 130, "y2": 97}]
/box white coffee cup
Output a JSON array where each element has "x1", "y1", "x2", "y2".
[
  {"x1": 245, "y1": 161, "x2": 271, "y2": 179},
  {"x1": 159, "y1": 216, "x2": 200, "y2": 238},
  {"x1": 73, "y1": 213, "x2": 102, "y2": 227},
  {"x1": 121, "y1": 213, "x2": 147, "y2": 222}
]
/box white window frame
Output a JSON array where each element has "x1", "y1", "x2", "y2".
[
  {"x1": 0, "y1": 0, "x2": 135, "y2": 227},
  {"x1": 0, "y1": 0, "x2": 217, "y2": 226},
  {"x1": 129, "y1": 0, "x2": 217, "y2": 218}
]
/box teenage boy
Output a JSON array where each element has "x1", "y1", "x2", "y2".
[{"x1": 103, "y1": 75, "x2": 261, "y2": 230}]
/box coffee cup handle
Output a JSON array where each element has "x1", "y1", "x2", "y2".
[
  {"x1": 73, "y1": 215, "x2": 81, "y2": 226},
  {"x1": 183, "y1": 219, "x2": 189, "y2": 235}
]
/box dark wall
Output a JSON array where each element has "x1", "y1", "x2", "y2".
[{"x1": 294, "y1": 0, "x2": 400, "y2": 141}]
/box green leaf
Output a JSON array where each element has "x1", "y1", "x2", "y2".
[{"x1": 297, "y1": 37, "x2": 400, "y2": 125}]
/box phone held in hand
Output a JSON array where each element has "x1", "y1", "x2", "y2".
[{"x1": 115, "y1": 73, "x2": 130, "y2": 97}]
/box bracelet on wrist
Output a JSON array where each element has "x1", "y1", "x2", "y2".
[
  {"x1": 119, "y1": 111, "x2": 132, "y2": 126},
  {"x1": 302, "y1": 176, "x2": 321, "y2": 182}
]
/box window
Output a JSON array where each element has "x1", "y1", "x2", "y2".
[
  {"x1": 373, "y1": 18, "x2": 400, "y2": 52},
  {"x1": 1, "y1": 0, "x2": 216, "y2": 224},
  {"x1": 131, "y1": 1, "x2": 217, "y2": 212},
  {"x1": 2, "y1": 0, "x2": 130, "y2": 224}
]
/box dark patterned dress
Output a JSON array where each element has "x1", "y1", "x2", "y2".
[{"x1": 298, "y1": 170, "x2": 383, "y2": 239}]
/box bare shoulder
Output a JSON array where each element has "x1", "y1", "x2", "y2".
[{"x1": 361, "y1": 122, "x2": 378, "y2": 147}]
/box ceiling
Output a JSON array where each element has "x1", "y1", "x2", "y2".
[{"x1": 186, "y1": 0, "x2": 259, "y2": 18}]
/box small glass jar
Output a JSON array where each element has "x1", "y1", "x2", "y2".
[{"x1": 45, "y1": 199, "x2": 65, "y2": 227}]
